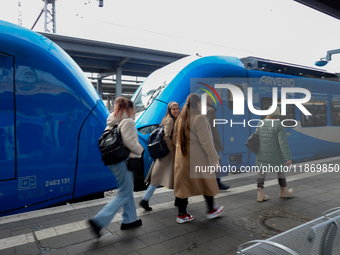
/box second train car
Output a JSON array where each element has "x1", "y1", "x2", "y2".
[{"x1": 132, "y1": 55, "x2": 340, "y2": 176}]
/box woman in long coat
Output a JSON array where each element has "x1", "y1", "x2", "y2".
[
  {"x1": 139, "y1": 102, "x2": 180, "y2": 211},
  {"x1": 256, "y1": 106, "x2": 294, "y2": 202},
  {"x1": 173, "y1": 93, "x2": 224, "y2": 224}
]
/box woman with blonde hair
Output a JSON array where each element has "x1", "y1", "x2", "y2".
[
  {"x1": 88, "y1": 97, "x2": 144, "y2": 237},
  {"x1": 173, "y1": 93, "x2": 224, "y2": 223},
  {"x1": 256, "y1": 106, "x2": 294, "y2": 202},
  {"x1": 139, "y1": 101, "x2": 180, "y2": 210}
]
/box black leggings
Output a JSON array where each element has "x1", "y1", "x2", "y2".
[{"x1": 176, "y1": 195, "x2": 214, "y2": 215}]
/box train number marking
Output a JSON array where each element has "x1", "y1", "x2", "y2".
[{"x1": 45, "y1": 178, "x2": 70, "y2": 186}]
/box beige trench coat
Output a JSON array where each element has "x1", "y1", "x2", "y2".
[
  {"x1": 145, "y1": 117, "x2": 175, "y2": 189},
  {"x1": 174, "y1": 109, "x2": 220, "y2": 198}
]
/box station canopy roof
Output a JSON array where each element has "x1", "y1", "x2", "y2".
[{"x1": 40, "y1": 32, "x2": 189, "y2": 78}]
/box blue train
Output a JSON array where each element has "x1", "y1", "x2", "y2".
[
  {"x1": 0, "y1": 20, "x2": 116, "y2": 216},
  {"x1": 133, "y1": 55, "x2": 340, "y2": 176},
  {"x1": 2, "y1": 19, "x2": 339, "y2": 217}
]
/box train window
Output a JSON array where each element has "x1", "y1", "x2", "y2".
[
  {"x1": 301, "y1": 100, "x2": 327, "y2": 127},
  {"x1": 331, "y1": 102, "x2": 340, "y2": 126},
  {"x1": 261, "y1": 98, "x2": 295, "y2": 127},
  {"x1": 228, "y1": 85, "x2": 243, "y2": 110}
]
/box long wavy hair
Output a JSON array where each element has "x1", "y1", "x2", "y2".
[
  {"x1": 113, "y1": 97, "x2": 134, "y2": 118},
  {"x1": 173, "y1": 93, "x2": 201, "y2": 157},
  {"x1": 161, "y1": 101, "x2": 180, "y2": 124}
]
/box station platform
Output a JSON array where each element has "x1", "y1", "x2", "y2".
[{"x1": 1, "y1": 156, "x2": 340, "y2": 255}]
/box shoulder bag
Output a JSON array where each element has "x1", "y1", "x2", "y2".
[
  {"x1": 245, "y1": 130, "x2": 260, "y2": 154},
  {"x1": 147, "y1": 124, "x2": 170, "y2": 159}
]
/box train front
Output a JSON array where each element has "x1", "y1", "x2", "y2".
[
  {"x1": 0, "y1": 20, "x2": 115, "y2": 216},
  {"x1": 131, "y1": 56, "x2": 200, "y2": 184}
]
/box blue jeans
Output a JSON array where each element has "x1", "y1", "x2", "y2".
[
  {"x1": 142, "y1": 184, "x2": 158, "y2": 201},
  {"x1": 92, "y1": 161, "x2": 137, "y2": 228}
]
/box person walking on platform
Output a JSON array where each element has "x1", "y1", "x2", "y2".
[
  {"x1": 256, "y1": 106, "x2": 294, "y2": 202},
  {"x1": 88, "y1": 97, "x2": 144, "y2": 238},
  {"x1": 173, "y1": 93, "x2": 224, "y2": 223},
  {"x1": 204, "y1": 94, "x2": 230, "y2": 190},
  {"x1": 139, "y1": 101, "x2": 180, "y2": 211}
]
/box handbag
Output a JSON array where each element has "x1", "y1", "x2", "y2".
[
  {"x1": 126, "y1": 155, "x2": 146, "y2": 192},
  {"x1": 147, "y1": 125, "x2": 170, "y2": 159},
  {"x1": 126, "y1": 157, "x2": 143, "y2": 172},
  {"x1": 245, "y1": 130, "x2": 260, "y2": 154},
  {"x1": 98, "y1": 124, "x2": 130, "y2": 166}
]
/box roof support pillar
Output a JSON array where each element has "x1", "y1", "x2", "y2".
[
  {"x1": 97, "y1": 78, "x2": 103, "y2": 98},
  {"x1": 116, "y1": 67, "x2": 122, "y2": 98}
]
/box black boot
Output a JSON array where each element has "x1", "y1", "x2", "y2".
[
  {"x1": 139, "y1": 199, "x2": 152, "y2": 211},
  {"x1": 121, "y1": 219, "x2": 142, "y2": 230},
  {"x1": 88, "y1": 218, "x2": 101, "y2": 238}
]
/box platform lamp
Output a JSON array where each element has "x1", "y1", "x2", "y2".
[{"x1": 315, "y1": 49, "x2": 340, "y2": 67}]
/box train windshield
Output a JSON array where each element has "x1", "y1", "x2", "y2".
[
  {"x1": 133, "y1": 56, "x2": 198, "y2": 113},
  {"x1": 133, "y1": 72, "x2": 177, "y2": 113}
]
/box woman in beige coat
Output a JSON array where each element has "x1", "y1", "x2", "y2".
[
  {"x1": 88, "y1": 97, "x2": 144, "y2": 238},
  {"x1": 139, "y1": 102, "x2": 180, "y2": 211},
  {"x1": 173, "y1": 93, "x2": 224, "y2": 224}
]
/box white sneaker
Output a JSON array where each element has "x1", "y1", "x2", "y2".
[
  {"x1": 176, "y1": 214, "x2": 194, "y2": 224},
  {"x1": 206, "y1": 206, "x2": 224, "y2": 219}
]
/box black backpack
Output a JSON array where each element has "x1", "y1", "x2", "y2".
[
  {"x1": 147, "y1": 125, "x2": 170, "y2": 159},
  {"x1": 98, "y1": 124, "x2": 130, "y2": 166}
]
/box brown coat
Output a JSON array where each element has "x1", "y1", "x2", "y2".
[
  {"x1": 145, "y1": 117, "x2": 175, "y2": 189},
  {"x1": 174, "y1": 109, "x2": 220, "y2": 199}
]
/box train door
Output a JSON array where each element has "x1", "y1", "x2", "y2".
[
  {"x1": 0, "y1": 53, "x2": 15, "y2": 180},
  {"x1": 218, "y1": 77, "x2": 250, "y2": 170}
]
